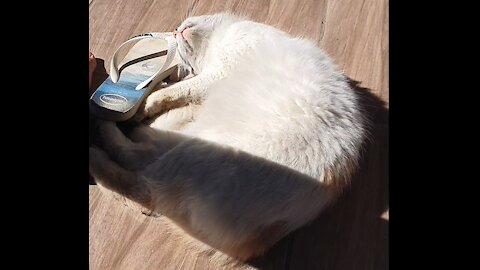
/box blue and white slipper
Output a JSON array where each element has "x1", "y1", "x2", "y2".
[{"x1": 90, "y1": 32, "x2": 178, "y2": 121}]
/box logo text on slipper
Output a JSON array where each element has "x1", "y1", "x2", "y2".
[{"x1": 100, "y1": 94, "x2": 128, "y2": 106}]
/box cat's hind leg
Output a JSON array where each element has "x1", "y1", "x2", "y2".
[
  {"x1": 89, "y1": 146, "x2": 152, "y2": 209},
  {"x1": 96, "y1": 120, "x2": 188, "y2": 170},
  {"x1": 126, "y1": 124, "x2": 162, "y2": 143},
  {"x1": 96, "y1": 120, "x2": 157, "y2": 171}
]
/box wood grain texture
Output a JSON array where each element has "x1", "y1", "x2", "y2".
[
  {"x1": 89, "y1": 187, "x2": 257, "y2": 270},
  {"x1": 89, "y1": 0, "x2": 389, "y2": 269}
]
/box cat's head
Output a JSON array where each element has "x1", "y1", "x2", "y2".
[{"x1": 174, "y1": 13, "x2": 241, "y2": 77}]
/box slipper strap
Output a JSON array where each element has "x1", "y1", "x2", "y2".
[{"x1": 109, "y1": 32, "x2": 177, "y2": 90}]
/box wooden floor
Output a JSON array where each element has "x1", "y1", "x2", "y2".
[{"x1": 89, "y1": 0, "x2": 389, "y2": 269}]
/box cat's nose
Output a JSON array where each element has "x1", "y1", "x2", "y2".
[
  {"x1": 174, "y1": 27, "x2": 189, "y2": 39},
  {"x1": 173, "y1": 30, "x2": 182, "y2": 38}
]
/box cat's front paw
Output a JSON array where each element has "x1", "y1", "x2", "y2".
[
  {"x1": 132, "y1": 103, "x2": 148, "y2": 123},
  {"x1": 131, "y1": 97, "x2": 160, "y2": 123},
  {"x1": 169, "y1": 63, "x2": 193, "y2": 82},
  {"x1": 89, "y1": 146, "x2": 110, "y2": 178},
  {"x1": 143, "y1": 93, "x2": 172, "y2": 118}
]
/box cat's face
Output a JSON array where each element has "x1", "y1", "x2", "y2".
[{"x1": 174, "y1": 13, "x2": 240, "y2": 76}]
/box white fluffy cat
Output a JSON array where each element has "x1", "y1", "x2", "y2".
[{"x1": 89, "y1": 13, "x2": 369, "y2": 260}]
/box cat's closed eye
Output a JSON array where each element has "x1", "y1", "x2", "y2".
[{"x1": 178, "y1": 21, "x2": 196, "y2": 32}]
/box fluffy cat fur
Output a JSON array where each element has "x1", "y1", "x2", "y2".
[{"x1": 89, "y1": 13, "x2": 369, "y2": 260}]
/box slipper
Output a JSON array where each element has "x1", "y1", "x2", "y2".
[{"x1": 90, "y1": 32, "x2": 178, "y2": 121}]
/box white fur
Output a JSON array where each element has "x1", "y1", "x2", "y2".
[{"x1": 151, "y1": 13, "x2": 367, "y2": 186}]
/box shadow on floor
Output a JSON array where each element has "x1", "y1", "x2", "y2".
[{"x1": 249, "y1": 79, "x2": 389, "y2": 270}]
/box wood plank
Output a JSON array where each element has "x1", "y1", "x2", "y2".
[
  {"x1": 89, "y1": 186, "x2": 259, "y2": 270},
  {"x1": 90, "y1": 0, "x2": 389, "y2": 269},
  {"x1": 286, "y1": 1, "x2": 389, "y2": 267},
  {"x1": 320, "y1": 0, "x2": 389, "y2": 102}
]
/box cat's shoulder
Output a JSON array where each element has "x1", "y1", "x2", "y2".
[
  {"x1": 229, "y1": 20, "x2": 280, "y2": 34},
  {"x1": 221, "y1": 20, "x2": 285, "y2": 46}
]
